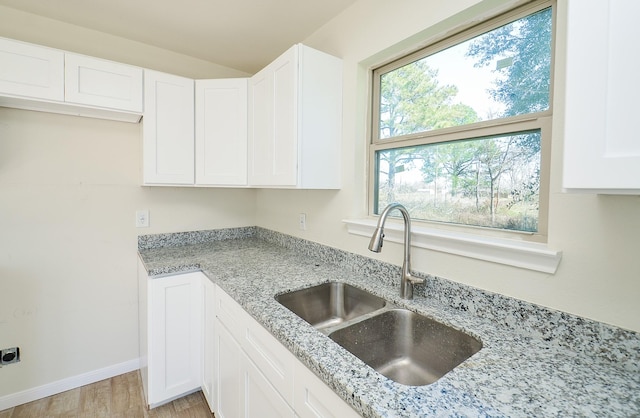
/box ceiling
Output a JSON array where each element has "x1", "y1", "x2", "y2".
[{"x1": 0, "y1": 0, "x2": 357, "y2": 74}]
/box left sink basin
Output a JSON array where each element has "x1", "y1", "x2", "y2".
[{"x1": 276, "y1": 282, "x2": 386, "y2": 330}]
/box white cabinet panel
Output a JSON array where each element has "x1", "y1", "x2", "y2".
[
  {"x1": 202, "y1": 278, "x2": 216, "y2": 412},
  {"x1": 294, "y1": 359, "x2": 360, "y2": 418},
  {"x1": 65, "y1": 53, "x2": 143, "y2": 112},
  {"x1": 215, "y1": 318, "x2": 242, "y2": 418},
  {"x1": 562, "y1": 0, "x2": 640, "y2": 193},
  {"x1": 242, "y1": 310, "x2": 295, "y2": 404},
  {"x1": 241, "y1": 354, "x2": 295, "y2": 418},
  {"x1": 248, "y1": 44, "x2": 342, "y2": 189},
  {"x1": 249, "y1": 45, "x2": 298, "y2": 186},
  {"x1": 212, "y1": 284, "x2": 359, "y2": 418},
  {"x1": 195, "y1": 78, "x2": 248, "y2": 186},
  {"x1": 0, "y1": 37, "x2": 64, "y2": 101},
  {"x1": 248, "y1": 68, "x2": 273, "y2": 184},
  {"x1": 137, "y1": 261, "x2": 203, "y2": 409},
  {"x1": 147, "y1": 272, "x2": 202, "y2": 406},
  {"x1": 143, "y1": 70, "x2": 195, "y2": 185}
]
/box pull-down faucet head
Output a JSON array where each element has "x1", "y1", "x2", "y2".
[{"x1": 368, "y1": 226, "x2": 385, "y2": 252}]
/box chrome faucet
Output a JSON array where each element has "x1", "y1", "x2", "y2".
[{"x1": 369, "y1": 203, "x2": 424, "y2": 299}]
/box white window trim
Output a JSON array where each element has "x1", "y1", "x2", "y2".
[{"x1": 343, "y1": 218, "x2": 562, "y2": 274}]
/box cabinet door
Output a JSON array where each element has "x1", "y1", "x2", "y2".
[
  {"x1": 202, "y1": 278, "x2": 216, "y2": 412},
  {"x1": 64, "y1": 53, "x2": 143, "y2": 112},
  {"x1": 248, "y1": 45, "x2": 298, "y2": 187},
  {"x1": 215, "y1": 318, "x2": 242, "y2": 418},
  {"x1": 242, "y1": 316, "x2": 295, "y2": 404},
  {"x1": 297, "y1": 45, "x2": 342, "y2": 189},
  {"x1": 562, "y1": 0, "x2": 640, "y2": 193},
  {"x1": 294, "y1": 359, "x2": 360, "y2": 418},
  {"x1": 148, "y1": 273, "x2": 202, "y2": 406},
  {"x1": 195, "y1": 78, "x2": 248, "y2": 186},
  {"x1": 143, "y1": 70, "x2": 195, "y2": 185},
  {"x1": 241, "y1": 353, "x2": 295, "y2": 418},
  {"x1": 0, "y1": 37, "x2": 64, "y2": 101}
]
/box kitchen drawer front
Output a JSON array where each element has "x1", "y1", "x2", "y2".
[{"x1": 215, "y1": 287, "x2": 247, "y2": 343}]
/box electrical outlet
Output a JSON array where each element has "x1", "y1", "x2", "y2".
[
  {"x1": 136, "y1": 210, "x2": 150, "y2": 228},
  {"x1": 299, "y1": 213, "x2": 307, "y2": 230},
  {"x1": 1, "y1": 347, "x2": 20, "y2": 365}
]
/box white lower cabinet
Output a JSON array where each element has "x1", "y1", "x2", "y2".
[
  {"x1": 214, "y1": 318, "x2": 242, "y2": 418},
  {"x1": 137, "y1": 261, "x2": 360, "y2": 416},
  {"x1": 201, "y1": 277, "x2": 216, "y2": 412},
  {"x1": 138, "y1": 257, "x2": 203, "y2": 408},
  {"x1": 293, "y1": 359, "x2": 360, "y2": 418},
  {"x1": 241, "y1": 352, "x2": 295, "y2": 417},
  {"x1": 211, "y1": 285, "x2": 360, "y2": 418}
]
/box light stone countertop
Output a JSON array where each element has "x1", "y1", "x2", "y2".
[{"x1": 138, "y1": 228, "x2": 640, "y2": 417}]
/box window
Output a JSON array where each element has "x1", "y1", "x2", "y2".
[{"x1": 370, "y1": 2, "x2": 553, "y2": 238}]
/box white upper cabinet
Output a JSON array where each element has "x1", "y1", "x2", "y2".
[
  {"x1": 195, "y1": 79, "x2": 248, "y2": 186},
  {"x1": 562, "y1": 0, "x2": 640, "y2": 194},
  {"x1": 143, "y1": 70, "x2": 195, "y2": 185},
  {"x1": 248, "y1": 44, "x2": 342, "y2": 189},
  {"x1": 64, "y1": 53, "x2": 143, "y2": 112},
  {"x1": 0, "y1": 37, "x2": 64, "y2": 101},
  {"x1": 0, "y1": 37, "x2": 142, "y2": 122}
]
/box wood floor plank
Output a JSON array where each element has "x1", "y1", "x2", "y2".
[
  {"x1": 79, "y1": 377, "x2": 112, "y2": 416},
  {"x1": 111, "y1": 371, "x2": 144, "y2": 413},
  {"x1": 4, "y1": 370, "x2": 214, "y2": 418},
  {"x1": 47, "y1": 386, "x2": 81, "y2": 415},
  {"x1": 10, "y1": 396, "x2": 50, "y2": 418},
  {"x1": 147, "y1": 402, "x2": 177, "y2": 418},
  {"x1": 172, "y1": 391, "x2": 204, "y2": 412},
  {"x1": 0, "y1": 408, "x2": 14, "y2": 418},
  {"x1": 175, "y1": 404, "x2": 215, "y2": 418}
]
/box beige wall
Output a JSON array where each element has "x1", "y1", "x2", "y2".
[
  {"x1": 0, "y1": 11, "x2": 256, "y2": 398},
  {"x1": 257, "y1": 0, "x2": 640, "y2": 334}
]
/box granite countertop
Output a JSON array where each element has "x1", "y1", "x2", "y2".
[{"x1": 138, "y1": 228, "x2": 640, "y2": 417}]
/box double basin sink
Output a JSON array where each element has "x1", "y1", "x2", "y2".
[{"x1": 276, "y1": 282, "x2": 482, "y2": 386}]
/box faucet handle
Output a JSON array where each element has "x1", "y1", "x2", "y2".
[{"x1": 408, "y1": 274, "x2": 425, "y2": 284}]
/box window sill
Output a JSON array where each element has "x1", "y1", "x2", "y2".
[{"x1": 343, "y1": 219, "x2": 562, "y2": 274}]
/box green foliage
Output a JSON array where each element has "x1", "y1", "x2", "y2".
[
  {"x1": 375, "y1": 7, "x2": 552, "y2": 232},
  {"x1": 379, "y1": 60, "x2": 479, "y2": 138},
  {"x1": 466, "y1": 7, "x2": 552, "y2": 154}
]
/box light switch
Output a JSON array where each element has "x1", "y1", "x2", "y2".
[{"x1": 136, "y1": 210, "x2": 150, "y2": 228}]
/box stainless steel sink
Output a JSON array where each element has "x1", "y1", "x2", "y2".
[
  {"x1": 329, "y1": 309, "x2": 482, "y2": 386},
  {"x1": 275, "y1": 282, "x2": 386, "y2": 330}
]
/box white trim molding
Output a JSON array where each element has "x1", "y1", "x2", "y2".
[
  {"x1": 343, "y1": 218, "x2": 562, "y2": 274},
  {"x1": 0, "y1": 358, "x2": 140, "y2": 411}
]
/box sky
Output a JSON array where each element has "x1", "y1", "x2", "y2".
[{"x1": 424, "y1": 39, "x2": 507, "y2": 120}]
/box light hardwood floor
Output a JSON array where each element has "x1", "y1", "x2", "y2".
[{"x1": 0, "y1": 370, "x2": 214, "y2": 418}]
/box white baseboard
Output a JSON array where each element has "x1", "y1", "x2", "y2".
[{"x1": 0, "y1": 358, "x2": 140, "y2": 411}]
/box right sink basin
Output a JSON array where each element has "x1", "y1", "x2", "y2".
[{"x1": 329, "y1": 308, "x2": 482, "y2": 386}]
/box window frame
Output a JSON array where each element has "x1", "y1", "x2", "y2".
[{"x1": 368, "y1": 0, "x2": 556, "y2": 243}]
